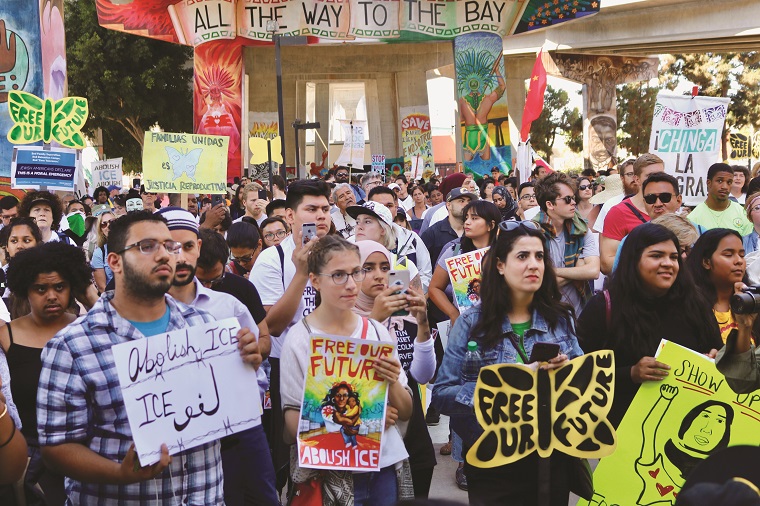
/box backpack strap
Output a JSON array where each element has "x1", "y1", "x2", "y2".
[
  {"x1": 276, "y1": 244, "x2": 285, "y2": 289},
  {"x1": 360, "y1": 317, "x2": 369, "y2": 340},
  {"x1": 603, "y1": 289, "x2": 612, "y2": 329},
  {"x1": 623, "y1": 201, "x2": 648, "y2": 224}
]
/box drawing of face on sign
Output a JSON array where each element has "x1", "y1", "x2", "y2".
[
  {"x1": 633, "y1": 384, "x2": 735, "y2": 506},
  {"x1": 320, "y1": 382, "x2": 354, "y2": 432},
  {"x1": 468, "y1": 351, "x2": 617, "y2": 468}
]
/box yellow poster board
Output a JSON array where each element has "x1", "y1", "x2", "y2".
[
  {"x1": 581, "y1": 340, "x2": 760, "y2": 506},
  {"x1": 469, "y1": 351, "x2": 617, "y2": 468},
  {"x1": 142, "y1": 131, "x2": 228, "y2": 194}
]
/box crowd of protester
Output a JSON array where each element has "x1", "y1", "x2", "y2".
[{"x1": 0, "y1": 159, "x2": 759, "y2": 506}]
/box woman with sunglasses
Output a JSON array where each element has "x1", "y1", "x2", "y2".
[
  {"x1": 354, "y1": 240, "x2": 436, "y2": 498},
  {"x1": 685, "y1": 228, "x2": 748, "y2": 344},
  {"x1": 577, "y1": 224, "x2": 722, "y2": 428},
  {"x1": 280, "y1": 236, "x2": 413, "y2": 505},
  {"x1": 575, "y1": 176, "x2": 601, "y2": 230},
  {"x1": 90, "y1": 211, "x2": 116, "y2": 293},
  {"x1": 432, "y1": 220, "x2": 580, "y2": 505},
  {"x1": 259, "y1": 216, "x2": 290, "y2": 249}
]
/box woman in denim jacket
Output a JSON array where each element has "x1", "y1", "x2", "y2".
[{"x1": 432, "y1": 220, "x2": 583, "y2": 506}]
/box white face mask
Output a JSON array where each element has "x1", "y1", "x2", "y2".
[{"x1": 126, "y1": 198, "x2": 144, "y2": 212}]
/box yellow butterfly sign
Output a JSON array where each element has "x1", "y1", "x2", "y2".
[
  {"x1": 7, "y1": 91, "x2": 89, "y2": 149},
  {"x1": 249, "y1": 136, "x2": 282, "y2": 165},
  {"x1": 468, "y1": 351, "x2": 617, "y2": 468}
]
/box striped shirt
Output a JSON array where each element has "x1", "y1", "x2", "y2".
[{"x1": 37, "y1": 292, "x2": 224, "y2": 505}]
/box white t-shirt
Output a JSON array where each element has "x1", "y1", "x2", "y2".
[
  {"x1": 592, "y1": 194, "x2": 625, "y2": 234},
  {"x1": 399, "y1": 195, "x2": 414, "y2": 212},
  {"x1": 250, "y1": 235, "x2": 317, "y2": 358},
  {"x1": 280, "y1": 315, "x2": 410, "y2": 469},
  {"x1": 233, "y1": 214, "x2": 267, "y2": 226}
]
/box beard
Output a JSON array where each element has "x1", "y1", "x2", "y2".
[
  {"x1": 122, "y1": 256, "x2": 173, "y2": 298},
  {"x1": 172, "y1": 263, "x2": 197, "y2": 287}
]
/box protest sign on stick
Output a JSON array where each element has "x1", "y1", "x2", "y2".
[
  {"x1": 298, "y1": 335, "x2": 394, "y2": 472},
  {"x1": 91, "y1": 158, "x2": 123, "y2": 188},
  {"x1": 112, "y1": 317, "x2": 262, "y2": 465}
]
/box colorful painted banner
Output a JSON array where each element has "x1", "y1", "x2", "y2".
[
  {"x1": 169, "y1": 0, "x2": 237, "y2": 46},
  {"x1": 469, "y1": 351, "x2": 616, "y2": 467},
  {"x1": 582, "y1": 340, "x2": 760, "y2": 506},
  {"x1": 112, "y1": 318, "x2": 262, "y2": 466},
  {"x1": 453, "y1": 32, "x2": 511, "y2": 179},
  {"x1": 649, "y1": 94, "x2": 730, "y2": 206},
  {"x1": 142, "y1": 131, "x2": 229, "y2": 194},
  {"x1": 400, "y1": 107, "x2": 435, "y2": 180},
  {"x1": 334, "y1": 119, "x2": 366, "y2": 169},
  {"x1": 445, "y1": 247, "x2": 488, "y2": 311},
  {"x1": 11, "y1": 145, "x2": 77, "y2": 190},
  {"x1": 298, "y1": 335, "x2": 394, "y2": 471},
  {"x1": 248, "y1": 111, "x2": 280, "y2": 180},
  {"x1": 0, "y1": 1, "x2": 45, "y2": 178},
  {"x1": 91, "y1": 157, "x2": 123, "y2": 188}
]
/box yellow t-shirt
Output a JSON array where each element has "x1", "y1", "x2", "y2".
[{"x1": 714, "y1": 310, "x2": 738, "y2": 344}]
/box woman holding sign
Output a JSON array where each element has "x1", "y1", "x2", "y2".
[
  {"x1": 280, "y1": 236, "x2": 413, "y2": 506},
  {"x1": 577, "y1": 224, "x2": 722, "y2": 428},
  {"x1": 354, "y1": 240, "x2": 437, "y2": 498},
  {"x1": 432, "y1": 220, "x2": 581, "y2": 505}
]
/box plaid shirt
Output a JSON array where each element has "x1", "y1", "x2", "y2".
[{"x1": 37, "y1": 292, "x2": 224, "y2": 505}]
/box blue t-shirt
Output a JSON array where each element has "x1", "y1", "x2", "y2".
[
  {"x1": 128, "y1": 305, "x2": 171, "y2": 337},
  {"x1": 91, "y1": 245, "x2": 114, "y2": 286}
]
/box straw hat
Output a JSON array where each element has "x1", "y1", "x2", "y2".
[{"x1": 589, "y1": 174, "x2": 623, "y2": 205}]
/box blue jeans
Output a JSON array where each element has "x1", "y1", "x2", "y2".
[
  {"x1": 221, "y1": 424, "x2": 280, "y2": 506},
  {"x1": 353, "y1": 465, "x2": 397, "y2": 506}
]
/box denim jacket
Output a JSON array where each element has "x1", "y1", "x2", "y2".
[{"x1": 431, "y1": 305, "x2": 583, "y2": 450}]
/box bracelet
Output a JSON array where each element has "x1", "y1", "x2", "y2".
[{"x1": 0, "y1": 419, "x2": 16, "y2": 449}]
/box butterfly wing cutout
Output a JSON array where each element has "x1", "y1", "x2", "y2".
[
  {"x1": 50, "y1": 97, "x2": 89, "y2": 148},
  {"x1": 7, "y1": 91, "x2": 45, "y2": 144}
]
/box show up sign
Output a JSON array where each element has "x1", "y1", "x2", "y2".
[{"x1": 167, "y1": 0, "x2": 518, "y2": 45}]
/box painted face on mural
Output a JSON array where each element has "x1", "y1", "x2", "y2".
[{"x1": 589, "y1": 117, "x2": 617, "y2": 164}]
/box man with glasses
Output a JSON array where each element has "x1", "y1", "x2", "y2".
[
  {"x1": 593, "y1": 158, "x2": 637, "y2": 234},
  {"x1": 360, "y1": 173, "x2": 383, "y2": 198},
  {"x1": 533, "y1": 172, "x2": 600, "y2": 315},
  {"x1": 331, "y1": 183, "x2": 357, "y2": 239},
  {"x1": 334, "y1": 166, "x2": 365, "y2": 203},
  {"x1": 517, "y1": 182, "x2": 539, "y2": 220},
  {"x1": 0, "y1": 196, "x2": 19, "y2": 230},
  {"x1": 158, "y1": 208, "x2": 277, "y2": 506},
  {"x1": 140, "y1": 185, "x2": 158, "y2": 211},
  {"x1": 37, "y1": 211, "x2": 263, "y2": 505},
  {"x1": 641, "y1": 172, "x2": 683, "y2": 219},
  {"x1": 599, "y1": 154, "x2": 665, "y2": 274},
  {"x1": 688, "y1": 163, "x2": 753, "y2": 235}
]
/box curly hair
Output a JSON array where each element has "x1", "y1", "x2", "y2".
[
  {"x1": 7, "y1": 242, "x2": 93, "y2": 298},
  {"x1": 18, "y1": 191, "x2": 64, "y2": 231}
]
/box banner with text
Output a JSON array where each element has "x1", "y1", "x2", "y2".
[
  {"x1": 142, "y1": 131, "x2": 229, "y2": 194},
  {"x1": 445, "y1": 247, "x2": 488, "y2": 311},
  {"x1": 649, "y1": 93, "x2": 730, "y2": 206},
  {"x1": 334, "y1": 120, "x2": 366, "y2": 169},
  {"x1": 91, "y1": 158, "x2": 123, "y2": 188},
  {"x1": 11, "y1": 146, "x2": 77, "y2": 190},
  {"x1": 400, "y1": 107, "x2": 435, "y2": 180},
  {"x1": 580, "y1": 340, "x2": 760, "y2": 506},
  {"x1": 112, "y1": 318, "x2": 262, "y2": 466},
  {"x1": 298, "y1": 335, "x2": 394, "y2": 471}
]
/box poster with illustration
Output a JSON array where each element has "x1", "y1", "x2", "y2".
[
  {"x1": 582, "y1": 340, "x2": 760, "y2": 506},
  {"x1": 298, "y1": 335, "x2": 394, "y2": 471},
  {"x1": 453, "y1": 32, "x2": 511, "y2": 178},
  {"x1": 142, "y1": 131, "x2": 229, "y2": 194},
  {"x1": 445, "y1": 247, "x2": 488, "y2": 310}
]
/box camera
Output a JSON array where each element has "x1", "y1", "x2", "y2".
[{"x1": 730, "y1": 286, "x2": 760, "y2": 314}]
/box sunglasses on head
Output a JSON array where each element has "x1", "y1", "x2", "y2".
[
  {"x1": 644, "y1": 192, "x2": 674, "y2": 205},
  {"x1": 498, "y1": 220, "x2": 541, "y2": 233}
]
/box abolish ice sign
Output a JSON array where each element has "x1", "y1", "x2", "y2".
[{"x1": 112, "y1": 318, "x2": 262, "y2": 465}]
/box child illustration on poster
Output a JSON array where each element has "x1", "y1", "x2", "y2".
[
  {"x1": 298, "y1": 335, "x2": 394, "y2": 472},
  {"x1": 445, "y1": 247, "x2": 488, "y2": 310}
]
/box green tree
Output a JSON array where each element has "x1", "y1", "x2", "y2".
[
  {"x1": 664, "y1": 53, "x2": 760, "y2": 161},
  {"x1": 529, "y1": 85, "x2": 583, "y2": 160},
  {"x1": 64, "y1": 0, "x2": 194, "y2": 172},
  {"x1": 617, "y1": 81, "x2": 661, "y2": 157}
]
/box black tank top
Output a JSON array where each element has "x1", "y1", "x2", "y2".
[{"x1": 6, "y1": 323, "x2": 44, "y2": 441}]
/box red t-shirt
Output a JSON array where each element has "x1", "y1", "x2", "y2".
[{"x1": 601, "y1": 200, "x2": 649, "y2": 241}]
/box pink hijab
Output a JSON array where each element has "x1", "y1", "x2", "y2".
[{"x1": 355, "y1": 240, "x2": 392, "y2": 317}]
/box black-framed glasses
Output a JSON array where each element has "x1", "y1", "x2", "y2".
[
  {"x1": 116, "y1": 239, "x2": 182, "y2": 255},
  {"x1": 199, "y1": 272, "x2": 226, "y2": 288},
  {"x1": 499, "y1": 220, "x2": 541, "y2": 233},
  {"x1": 317, "y1": 269, "x2": 366, "y2": 285},
  {"x1": 556, "y1": 196, "x2": 576, "y2": 205},
  {"x1": 263, "y1": 230, "x2": 288, "y2": 241},
  {"x1": 520, "y1": 194, "x2": 536, "y2": 201},
  {"x1": 231, "y1": 253, "x2": 254, "y2": 264},
  {"x1": 578, "y1": 184, "x2": 593, "y2": 191},
  {"x1": 643, "y1": 193, "x2": 674, "y2": 205}
]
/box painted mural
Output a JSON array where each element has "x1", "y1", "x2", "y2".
[{"x1": 454, "y1": 32, "x2": 511, "y2": 178}]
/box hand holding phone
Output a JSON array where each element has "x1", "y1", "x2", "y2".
[
  {"x1": 301, "y1": 223, "x2": 317, "y2": 246},
  {"x1": 529, "y1": 342, "x2": 561, "y2": 363},
  {"x1": 388, "y1": 270, "x2": 411, "y2": 316}
]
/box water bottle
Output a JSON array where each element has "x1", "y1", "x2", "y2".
[{"x1": 462, "y1": 341, "x2": 484, "y2": 383}]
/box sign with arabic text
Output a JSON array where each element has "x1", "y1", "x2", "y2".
[{"x1": 112, "y1": 317, "x2": 262, "y2": 466}]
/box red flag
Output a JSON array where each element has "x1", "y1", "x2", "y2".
[{"x1": 520, "y1": 50, "x2": 548, "y2": 143}]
